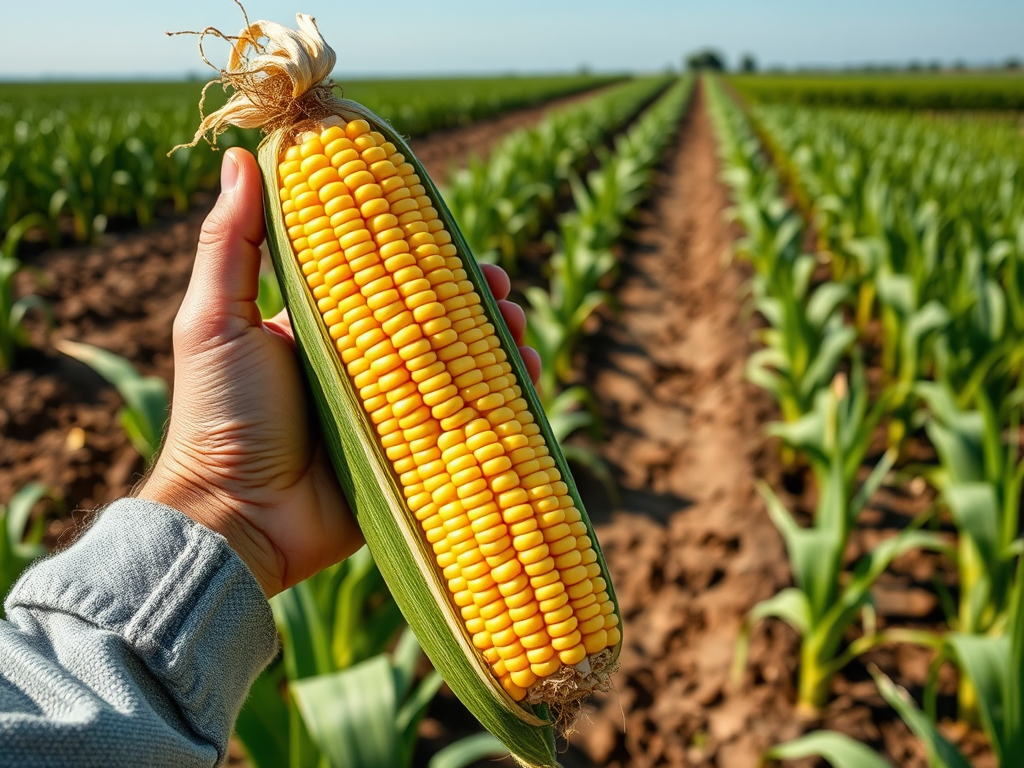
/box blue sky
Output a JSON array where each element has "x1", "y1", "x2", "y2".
[{"x1": 2, "y1": 0, "x2": 1022, "y2": 79}]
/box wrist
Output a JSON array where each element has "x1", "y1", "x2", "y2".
[{"x1": 138, "y1": 455, "x2": 282, "y2": 597}]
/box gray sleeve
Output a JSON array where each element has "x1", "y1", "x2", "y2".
[{"x1": 0, "y1": 498, "x2": 279, "y2": 768}]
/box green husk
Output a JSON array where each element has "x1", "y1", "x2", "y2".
[{"x1": 259, "y1": 101, "x2": 619, "y2": 768}]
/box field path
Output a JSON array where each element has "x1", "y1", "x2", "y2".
[{"x1": 567, "y1": 81, "x2": 795, "y2": 767}]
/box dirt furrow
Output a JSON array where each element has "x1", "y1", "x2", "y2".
[{"x1": 568, "y1": 81, "x2": 794, "y2": 767}]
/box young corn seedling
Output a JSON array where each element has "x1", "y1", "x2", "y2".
[
  {"x1": 915, "y1": 383, "x2": 1024, "y2": 726},
  {"x1": 0, "y1": 483, "x2": 59, "y2": 617},
  {"x1": 0, "y1": 254, "x2": 52, "y2": 371},
  {"x1": 746, "y1": 254, "x2": 857, "y2": 425},
  {"x1": 770, "y1": 355, "x2": 894, "y2": 494},
  {"x1": 916, "y1": 383, "x2": 1023, "y2": 637},
  {"x1": 735, "y1": 377, "x2": 951, "y2": 713},
  {"x1": 865, "y1": 268, "x2": 950, "y2": 449},
  {"x1": 54, "y1": 339, "x2": 169, "y2": 462},
  {"x1": 938, "y1": 556, "x2": 1024, "y2": 765},
  {"x1": 175, "y1": 15, "x2": 621, "y2": 766},
  {"x1": 444, "y1": 78, "x2": 669, "y2": 275},
  {"x1": 764, "y1": 668, "x2": 975, "y2": 768}
]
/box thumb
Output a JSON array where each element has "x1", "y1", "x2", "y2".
[{"x1": 178, "y1": 148, "x2": 266, "y2": 340}]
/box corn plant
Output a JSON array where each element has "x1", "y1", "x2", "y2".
[
  {"x1": 445, "y1": 76, "x2": 669, "y2": 274},
  {"x1": 746, "y1": 254, "x2": 857, "y2": 424},
  {"x1": 55, "y1": 339, "x2": 169, "y2": 462},
  {"x1": 0, "y1": 483, "x2": 60, "y2": 617},
  {"x1": 916, "y1": 384, "x2": 1023, "y2": 637},
  {"x1": 769, "y1": 356, "x2": 891, "y2": 493},
  {"x1": 0, "y1": 254, "x2": 52, "y2": 371},
  {"x1": 765, "y1": 668, "x2": 974, "y2": 768},
  {"x1": 769, "y1": 597, "x2": 1024, "y2": 768},
  {"x1": 938, "y1": 556, "x2": 1024, "y2": 765},
  {"x1": 734, "y1": 377, "x2": 951, "y2": 713}
]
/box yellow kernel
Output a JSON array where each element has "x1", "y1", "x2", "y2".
[
  {"x1": 531, "y1": 658, "x2": 562, "y2": 678},
  {"x1": 499, "y1": 674, "x2": 526, "y2": 701},
  {"x1": 499, "y1": 648, "x2": 529, "y2": 671},
  {"x1": 513, "y1": 531, "x2": 545, "y2": 551},
  {"x1": 579, "y1": 615, "x2": 606, "y2": 635},
  {"x1": 513, "y1": 613, "x2": 545, "y2": 638},
  {"x1": 526, "y1": 646, "x2": 554, "y2": 664},
  {"x1": 508, "y1": 601, "x2": 538, "y2": 623},
  {"x1": 551, "y1": 630, "x2": 582, "y2": 652},
  {"x1": 549, "y1": 536, "x2": 577, "y2": 557},
  {"x1": 558, "y1": 645, "x2": 587, "y2": 666},
  {"x1": 519, "y1": 629, "x2": 550, "y2": 649}
]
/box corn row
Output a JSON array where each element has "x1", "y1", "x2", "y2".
[{"x1": 277, "y1": 116, "x2": 619, "y2": 701}]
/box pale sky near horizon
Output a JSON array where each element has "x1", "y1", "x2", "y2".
[{"x1": 2, "y1": 0, "x2": 1022, "y2": 80}]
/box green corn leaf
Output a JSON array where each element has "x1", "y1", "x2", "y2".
[
  {"x1": 257, "y1": 270, "x2": 285, "y2": 320},
  {"x1": 397, "y1": 671, "x2": 445, "y2": 763},
  {"x1": 54, "y1": 339, "x2": 168, "y2": 460},
  {"x1": 759, "y1": 480, "x2": 842, "y2": 620},
  {"x1": 945, "y1": 633, "x2": 1018, "y2": 765},
  {"x1": 871, "y1": 668, "x2": 973, "y2": 768},
  {"x1": 943, "y1": 483, "x2": 1001, "y2": 568},
  {"x1": 5, "y1": 482, "x2": 50, "y2": 552},
  {"x1": 272, "y1": 580, "x2": 335, "y2": 681},
  {"x1": 392, "y1": 626, "x2": 425, "y2": 701},
  {"x1": 805, "y1": 282, "x2": 850, "y2": 330},
  {"x1": 428, "y1": 732, "x2": 507, "y2": 768},
  {"x1": 799, "y1": 325, "x2": 856, "y2": 402},
  {"x1": 764, "y1": 730, "x2": 893, "y2": 767},
  {"x1": 292, "y1": 656, "x2": 400, "y2": 768},
  {"x1": 733, "y1": 588, "x2": 811, "y2": 684}
]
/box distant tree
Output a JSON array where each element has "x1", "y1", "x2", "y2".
[
  {"x1": 739, "y1": 54, "x2": 758, "y2": 73},
  {"x1": 907, "y1": 60, "x2": 923, "y2": 72},
  {"x1": 1005, "y1": 57, "x2": 1023, "y2": 70},
  {"x1": 685, "y1": 49, "x2": 726, "y2": 72}
]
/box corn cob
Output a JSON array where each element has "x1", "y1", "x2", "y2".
[
  {"x1": 278, "y1": 115, "x2": 619, "y2": 695},
  {"x1": 177, "y1": 13, "x2": 619, "y2": 766}
]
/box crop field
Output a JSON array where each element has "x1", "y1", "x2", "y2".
[
  {"x1": 3, "y1": 65, "x2": 1024, "y2": 768},
  {"x1": 731, "y1": 72, "x2": 1024, "y2": 110}
]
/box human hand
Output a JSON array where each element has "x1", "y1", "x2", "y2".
[{"x1": 139, "y1": 148, "x2": 540, "y2": 597}]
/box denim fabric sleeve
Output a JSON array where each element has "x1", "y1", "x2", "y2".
[{"x1": 0, "y1": 498, "x2": 279, "y2": 768}]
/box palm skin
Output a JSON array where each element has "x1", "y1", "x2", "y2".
[{"x1": 140, "y1": 148, "x2": 540, "y2": 597}]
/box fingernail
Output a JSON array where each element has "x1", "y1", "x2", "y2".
[{"x1": 220, "y1": 151, "x2": 239, "y2": 194}]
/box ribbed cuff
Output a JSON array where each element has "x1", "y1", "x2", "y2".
[{"x1": 7, "y1": 498, "x2": 279, "y2": 757}]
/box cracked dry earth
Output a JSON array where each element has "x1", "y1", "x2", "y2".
[{"x1": 563, "y1": 83, "x2": 799, "y2": 767}]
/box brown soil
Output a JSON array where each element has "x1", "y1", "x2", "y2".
[{"x1": 565, "y1": 80, "x2": 794, "y2": 767}]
